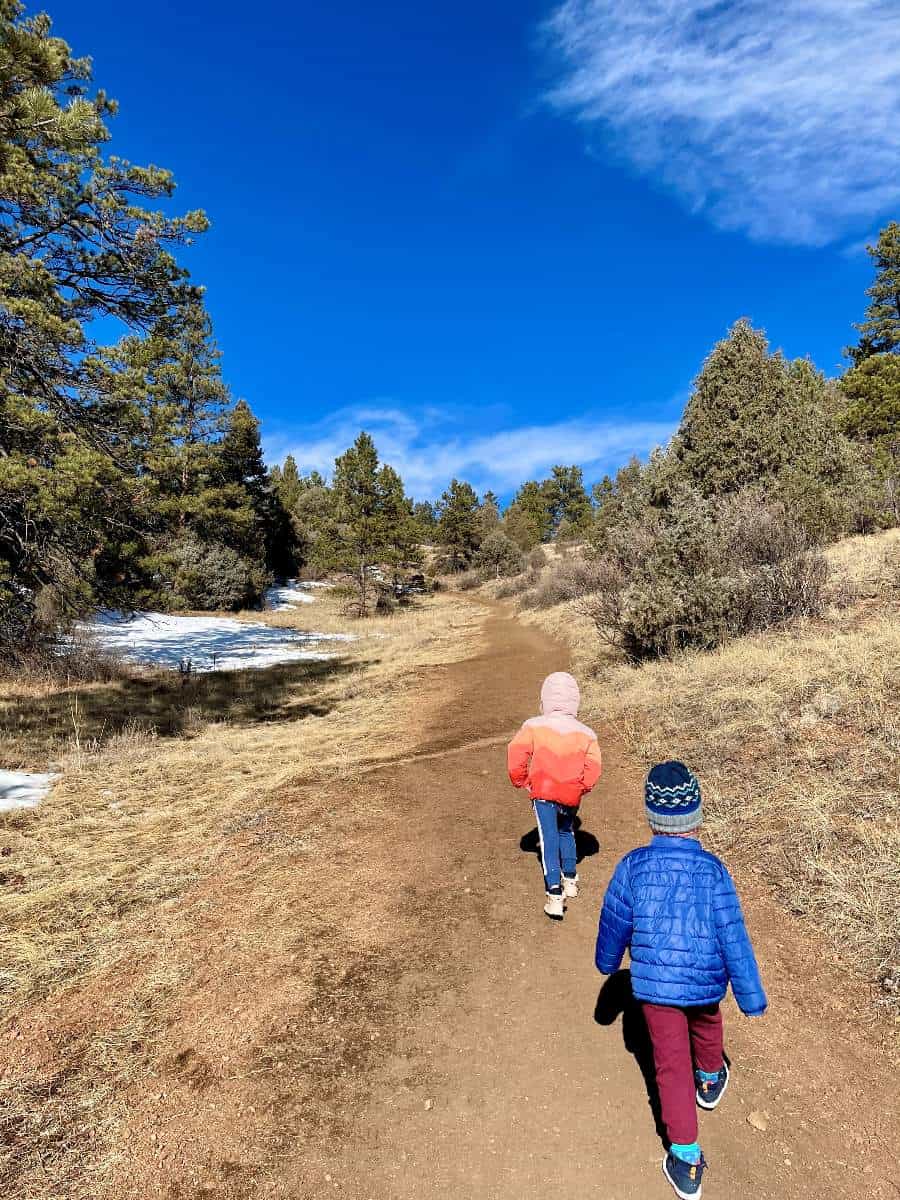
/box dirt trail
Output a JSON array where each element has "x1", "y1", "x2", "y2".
[
  {"x1": 312, "y1": 601, "x2": 899, "y2": 1200},
  {"x1": 9, "y1": 599, "x2": 897, "y2": 1198}
]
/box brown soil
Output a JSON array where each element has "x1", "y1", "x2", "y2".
[{"x1": 3, "y1": 600, "x2": 898, "y2": 1199}]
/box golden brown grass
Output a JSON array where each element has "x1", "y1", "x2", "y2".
[
  {"x1": 0, "y1": 592, "x2": 486, "y2": 1008},
  {"x1": 519, "y1": 529, "x2": 900, "y2": 1019}
]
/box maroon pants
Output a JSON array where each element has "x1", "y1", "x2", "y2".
[{"x1": 642, "y1": 1002, "x2": 724, "y2": 1145}]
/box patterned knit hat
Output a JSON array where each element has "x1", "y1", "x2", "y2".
[{"x1": 645, "y1": 761, "x2": 703, "y2": 833}]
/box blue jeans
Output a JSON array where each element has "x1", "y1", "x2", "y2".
[{"x1": 533, "y1": 799, "x2": 578, "y2": 892}]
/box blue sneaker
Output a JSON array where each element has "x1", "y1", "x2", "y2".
[
  {"x1": 662, "y1": 1150, "x2": 707, "y2": 1199},
  {"x1": 695, "y1": 1062, "x2": 729, "y2": 1110}
]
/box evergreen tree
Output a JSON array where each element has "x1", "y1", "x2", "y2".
[
  {"x1": 672, "y1": 321, "x2": 860, "y2": 536},
  {"x1": 544, "y1": 465, "x2": 592, "y2": 537},
  {"x1": 848, "y1": 222, "x2": 900, "y2": 363},
  {"x1": 0, "y1": 3, "x2": 207, "y2": 650},
  {"x1": 412, "y1": 500, "x2": 438, "y2": 539},
  {"x1": 840, "y1": 355, "x2": 900, "y2": 450},
  {"x1": 219, "y1": 398, "x2": 290, "y2": 572},
  {"x1": 502, "y1": 503, "x2": 541, "y2": 551},
  {"x1": 274, "y1": 454, "x2": 303, "y2": 514},
  {"x1": 436, "y1": 479, "x2": 481, "y2": 571},
  {"x1": 220, "y1": 400, "x2": 266, "y2": 495},
  {"x1": 378, "y1": 464, "x2": 420, "y2": 576},
  {"x1": 331, "y1": 432, "x2": 388, "y2": 614},
  {"x1": 473, "y1": 530, "x2": 525, "y2": 578},
  {"x1": 476, "y1": 490, "x2": 501, "y2": 540},
  {"x1": 503, "y1": 480, "x2": 553, "y2": 548},
  {"x1": 839, "y1": 354, "x2": 900, "y2": 525}
]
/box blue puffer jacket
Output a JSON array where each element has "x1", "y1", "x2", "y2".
[{"x1": 596, "y1": 836, "x2": 767, "y2": 1014}]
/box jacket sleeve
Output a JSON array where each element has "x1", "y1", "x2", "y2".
[
  {"x1": 595, "y1": 858, "x2": 633, "y2": 975},
  {"x1": 507, "y1": 724, "x2": 533, "y2": 789},
  {"x1": 581, "y1": 736, "x2": 602, "y2": 794},
  {"x1": 713, "y1": 865, "x2": 768, "y2": 1016}
]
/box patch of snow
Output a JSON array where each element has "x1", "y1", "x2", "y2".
[
  {"x1": 264, "y1": 579, "x2": 334, "y2": 609},
  {"x1": 0, "y1": 769, "x2": 59, "y2": 813},
  {"x1": 75, "y1": 611, "x2": 355, "y2": 673},
  {"x1": 265, "y1": 583, "x2": 315, "y2": 610}
]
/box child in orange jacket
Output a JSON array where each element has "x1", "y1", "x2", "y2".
[{"x1": 507, "y1": 672, "x2": 602, "y2": 919}]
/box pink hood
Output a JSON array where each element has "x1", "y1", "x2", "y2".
[{"x1": 540, "y1": 672, "x2": 580, "y2": 718}]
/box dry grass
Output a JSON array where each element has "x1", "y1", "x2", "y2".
[
  {"x1": 520, "y1": 529, "x2": 900, "y2": 1019},
  {"x1": 0, "y1": 592, "x2": 486, "y2": 1009}
]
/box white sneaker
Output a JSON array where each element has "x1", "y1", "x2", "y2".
[
  {"x1": 543, "y1": 892, "x2": 565, "y2": 920},
  {"x1": 562, "y1": 875, "x2": 579, "y2": 899}
]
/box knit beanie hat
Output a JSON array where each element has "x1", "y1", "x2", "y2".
[{"x1": 644, "y1": 761, "x2": 703, "y2": 833}]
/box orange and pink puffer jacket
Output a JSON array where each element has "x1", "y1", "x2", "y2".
[{"x1": 507, "y1": 672, "x2": 602, "y2": 808}]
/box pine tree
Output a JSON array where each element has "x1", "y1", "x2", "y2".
[
  {"x1": 673, "y1": 323, "x2": 862, "y2": 539},
  {"x1": 476, "y1": 490, "x2": 501, "y2": 541},
  {"x1": 0, "y1": 4, "x2": 207, "y2": 650},
  {"x1": 218, "y1": 398, "x2": 290, "y2": 573},
  {"x1": 503, "y1": 480, "x2": 553, "y2": 548},
  {"x1": 274, "y1": 455, "x2": 303, "y2": 513},
  {"x1": 544, "y1": 466, "x2": 593, "y2": 537},
  {"x1": 412, "y1": 500, "x2": 438, "y2": 539},
  {"x1": 839, "y1": 355, "x2": 900, "y2": 524},
  {"x1": 848, "y1": 222, "x2": 900, "y2": 363},
  {"x1": 378, "y1": 464, "x2": 419, "y2": 570},
  {"x1": 331, "y1": 432, "x2": 389, "y2": 615},
  {"x1": 436, "y1": 479, "x2": 481, "y2": 571}
]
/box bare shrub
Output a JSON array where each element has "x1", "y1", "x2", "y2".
[
  {"x1": 3, "y1": 636, "x2": 132, "y2": 688},
  {"x1": 495, "y1": 573, "x2": 535, "y2": 600},
  {"x1": 520, "y1": 556, "x2": 605, "y2": 610},
  {"x1": 580, "y1": 487, "x2": 828, "y2": 660},
  {"x1": 453, "y1": 569, "x2": 487, "y2": 592}
]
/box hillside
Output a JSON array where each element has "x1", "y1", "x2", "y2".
[{"x1": 518, "y1": 527, "x2": 900, "y2": 1028}]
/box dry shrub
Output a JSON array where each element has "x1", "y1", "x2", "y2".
[
  {"x1": 3, "y1": 638, "x2": 132, "y2": 688},
  {"x1": 453, "y1": 569, "x2": 487, "y2": 591},
  {"x1": 495, "y1": 570, "x2": 538, "y2": 600},
  {"x1": 581, "y1": 488, "x2": 827, "y2": 660},
  {"x1": 520, "y1": 556, "x2": 604, "y2": 610}
]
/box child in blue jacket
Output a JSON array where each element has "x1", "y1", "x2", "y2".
[{"x1": 595, "y1": 761, "x2": 766, "y2": 1199}]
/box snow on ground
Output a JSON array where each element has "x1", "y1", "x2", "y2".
[
  {"x1": 264, "y1": 581, "x2": 315, "y2": 609},
  {"x1": 75, "y1": 611, "x2": 355, "y2": 673},
  {"x1": 0, "y1": 769, "x2": 59, "y2": 814}
]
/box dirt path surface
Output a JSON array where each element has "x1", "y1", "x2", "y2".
[{"x1": 7, "y1": 600, "x2": 898, "y2": 1199}]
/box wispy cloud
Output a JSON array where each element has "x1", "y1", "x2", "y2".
[
  {"x1": 542, "y1": 0, "x2": 900, "y2": 245},
  {"x1": 264, "y1": 406, "x2": 674, "y2": 500}
]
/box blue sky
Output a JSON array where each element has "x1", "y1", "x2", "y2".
[{"x1": 50, "y1": 0, "x2": 900, "y2": 499}]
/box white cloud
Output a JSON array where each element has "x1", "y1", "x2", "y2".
[
  {"x1": 543, "y1": 0, "x2": 900, "y2": 245},
  {"x1": 264, "y1": 406, "x2": 674, "y2": 500}
]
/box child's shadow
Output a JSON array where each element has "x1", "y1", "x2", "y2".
[
  {"x1": 594, "y1": 970, "x2": 667, "y2": 1148},
  {"x1": 519, "y1": 816, "x2": 600, "y2": 864}
]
